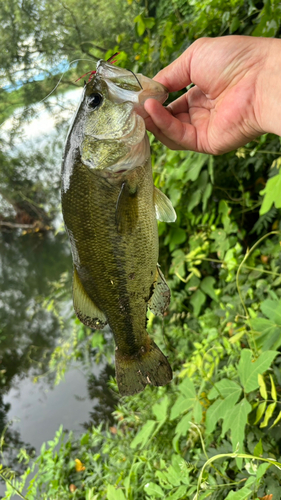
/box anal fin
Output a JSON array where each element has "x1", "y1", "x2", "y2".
[
  {"x1": 148, "y1": 264, "x2": 170, "y2": 316},
  {"x1": 73, "y1": 268, "x2": 107, "y2": 329}
]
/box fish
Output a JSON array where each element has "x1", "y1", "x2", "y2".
[{"x1": 61, "y1": 58, "x2": 176, "y2": 396}]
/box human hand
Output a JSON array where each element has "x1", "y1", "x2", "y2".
[{"x1": 144, "y1": 36, "x2": 281, "y2": 155}]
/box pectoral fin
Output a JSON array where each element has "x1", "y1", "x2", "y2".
[
  {"x1": 73, "y1": 268, "x2": 107, "y2": 329},
  {"x1": 148, "y1": 264, "x2": 170, "y2": 316},
  {"x1": 154, "y1": 186, "x2": 176, "y2": 222},
  {"x1": 116, "y1": 182, "x2": 138, "y2": 234}
]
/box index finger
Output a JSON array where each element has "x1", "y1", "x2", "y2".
[{"x1": 144, "y1": 98, "x2": 197, "y2": 150}]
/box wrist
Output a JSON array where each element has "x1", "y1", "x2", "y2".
[{"x1": 256, "y1": 38, "x2": 281, "y2": 137}]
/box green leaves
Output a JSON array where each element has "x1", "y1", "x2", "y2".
[
  {"x1": 249, "y1": 299, "x2": 281, "y2": 350},
  {"x1": 130, "y1": 396, "x2": 169, "y2": 449},
  {"x1": 165, "y1": 226, "x2": 187, "y2": 252},
  {"x1": 255, "y1": 373, "x2": 281, "y2": 429},
  {"x1": 145, "y1": 457, "x2": 189, "y2": 499},
  {"x1": 190, "y1": 276, "x2": 218, "y2": 316},
  {"x1": 238, "y1": 349, "x2": 278, "y2": 392},
  {"x1": 152, "y1": 395, "x2": 170, "y2": 421},
  {"x1": 190, "y1": 289, "x2": 206, "y2": 317},
  {"x1": 182, "y1": 153, "x2": 208, "y2": 182},
  {"x1": 205, "y1": 349, "x2": 278, "y2": 468},
  {"x1": 261, "y1": 299, "x2": 281, "y2": 324},
  {"x1": 222, "y1": 398, "x2": 252, "y2": 466},
  {"x1": 252, "y1": 2, "x2": 281, "y2": 37},
  {"x1": 206, "y1": 380, "x2": 242, "y2": 434},
  {"x1": 169, "y1": 379, "x2": 203, "y2": 450},
  {"x1": 225, "y1": 487, "x2": 252, "y2": 500},
  {"x1": 144, "y1": 482, "x2": 165, "y2": 498},
  {"x1": 200, "y1": 276, "x2": 218, "y2": 302},
  {"x1": 153, "y1": 454, "x2": 190, "y2": 499},
  {"x1": 3, "y1": 2, "x2": 281, "y2": 500},
  {"x1": 205, "y1": 381, "x2": 251, "y2": 467},
  {"x1": 206, "y1": 348, "x2": 278, "y2": 441},
  {"x1": 171, "y1": 379, "x2": 196, "y2": 420},
  {"x1": 107, "y1": 485, "x2": 126, "y2": 500},
  {"x1": 260, "y1": 169, "x2": 281, "y2": 214},
  {"x1": 134, "y1": 14, "x2": 155, "y2": 36},
  {"x1": 130, "y1": 420, "x2": 156, "y2": 450}
]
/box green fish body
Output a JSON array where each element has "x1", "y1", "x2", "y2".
[{"x1": 61, "y1": 60, "x2": 176, "y2": 395}]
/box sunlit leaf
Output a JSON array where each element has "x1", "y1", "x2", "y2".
[
  {"x1": 206, "y1": 390, "x2": 240, "y2": 434},
  {"x1": 107, "y1": 484, "x2": 126, "y2": 500},
  {"x1": 254, "y1": 401, "x2": 267, "y2": 425},
  {"x1": 167, "y1": 485, "x2": 188, "y2": 500},
  {"x1": 152, "y1": 396, "x2": 169, "y2": 422},
  {"x1": 222, "y1": 398, "x2": 252, "y2": 468},
  {"x1": 144, "y1": 482, "x2": 165, "y2": 498},
  {"x1": 208, "y1": 379, "x2": 242, "y2": 401},
  {"x1": 260, "y1": 170, "x2": 281, "y2": 214},
  {"x1": 261, "y1": 298, "x2": 281, "y2": 324},
  {"x1": 249, "y1": 317, "x2": 281, "y2": 351},
  {"x1": 258, "y1": 374, "x2": 267, "y2": 400},
  {"x1": 260, "y1": 402, "x2": 276, "y2": 428},
  {"x1": 256, "y1": 462, "x2": 270, "y2": 481},
  {"x1": 270, "y1": 374, "x2": 277, "y2": 401},
  {"x1": 175, "y1": 412, "x2": 192, "y2": 438},
  {"x1": 253, "y1": 439, "x2": 263, "y2": 457},
  {"x1": 130, "y1": 420, "x2": 156, "y2": 449},
  {"x1": 225, "y1": 487, "x2": 252, "y2": 500},
  {"x1": 238, "y1": 349, "x2": 278, "y2": 392},
  {"x1": 270, "y1": 409, "x2": 281, "y2": 429}
]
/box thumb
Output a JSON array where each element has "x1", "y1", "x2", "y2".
[{"x1": 152, "y1": 43, "x2": 197, "y2": 92}]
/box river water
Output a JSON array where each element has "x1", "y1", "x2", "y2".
[
  {"x1": 0, "y1": 231, "x2": 116, "y2": 497},
  {"x1": 0, "y1": 87, "x2": 119, "y2": 497}
]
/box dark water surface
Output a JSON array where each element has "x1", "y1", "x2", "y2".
[{"x1": 0, "y1": 231, "x2": 116, "y2": 497}]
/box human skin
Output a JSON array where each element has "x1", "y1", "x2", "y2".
[{"x1": 144, "y1": 36, "x2": 281, "y2": 155}]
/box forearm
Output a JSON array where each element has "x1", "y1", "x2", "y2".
[{"x1": 256, "y1": 37, "x2": 281, "y2": 137}]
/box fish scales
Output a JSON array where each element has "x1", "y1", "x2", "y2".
[
  {"x1": 63, "y1": 157, "x2": 157, "y2": 353},
  {"x1": 61, "y1": 59, "x2": 176, "y2": 395}
]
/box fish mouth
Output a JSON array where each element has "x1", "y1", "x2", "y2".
[{"x1": 96, "y1": 61, "x2": 168, "y2": 108}]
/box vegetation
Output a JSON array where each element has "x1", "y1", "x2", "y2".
[{"x1": 1, "y1": 0, "x2": 281, "y2": 499}]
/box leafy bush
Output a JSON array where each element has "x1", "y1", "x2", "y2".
[{"x1": 1, "y1": 0, "x2": 281, "y2": 499}]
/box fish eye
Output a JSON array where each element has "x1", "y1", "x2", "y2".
[{"x1": 88, "y1": 93, "x2": 103, "y2": 109}]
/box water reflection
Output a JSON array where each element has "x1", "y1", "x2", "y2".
[
  {"x1": 0, "y1": 231, "x2": 72, "y2": 393},
  {"x1": 84, "y1": 364, "x2": 118, "y2": 428},
  {"x1": 0, "y1": 231, "x2": 117, "y2": 495}
]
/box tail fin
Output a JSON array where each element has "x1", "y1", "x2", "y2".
[{"x1": 115, "y1": 336, "x2": 172, "y2": 396}]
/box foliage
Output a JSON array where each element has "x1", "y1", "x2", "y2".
[
  {"x1": 1, "y1": 0, "x2": 281, "y2": 499},
  {"x1": 2, "y1": 217, "x2": 281, "y2": 499},
  {"x1": 0, "y1": 0, "x2": 137, "y2": 223}
]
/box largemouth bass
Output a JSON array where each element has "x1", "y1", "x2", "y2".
[{"x1": 61, "y1": 59, "x2": 176, "y2": 396}]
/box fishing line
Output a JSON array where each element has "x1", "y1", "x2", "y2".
[
  {"x1": 127, "y1": 69, "x2": 143, "y2": 89},
  {"x1": 38, "y1": 58, "x2": 95, "y2": 104},
  {"x1": 0, "y1": 58, "x2": 95, "y2": 130},
  {"x1": 75, "y1": 52, "x2": 120, "y2": 82}
]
